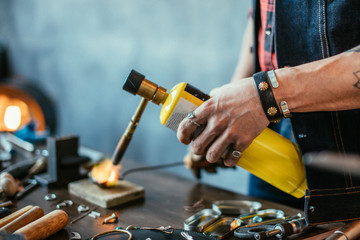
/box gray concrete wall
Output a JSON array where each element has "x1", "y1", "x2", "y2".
[{"x1": 0, "y1": 0, "x2": 251, "y2": 194}]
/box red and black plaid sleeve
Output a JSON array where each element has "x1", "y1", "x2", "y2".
[{"x1": 258, "y1": 0, "x2": 278, "y2": 71}]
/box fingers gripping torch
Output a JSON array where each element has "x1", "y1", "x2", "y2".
[{"x1": 112, "y1": 70, "x2": 307, "y2": 201}]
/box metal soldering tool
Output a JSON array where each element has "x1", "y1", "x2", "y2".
[
  {"x1": 254, "y1": 217, "x2": 308, "y2": 240},
  {"x1": 111, "y1": 70, "x2": 168, "y2": 165}
]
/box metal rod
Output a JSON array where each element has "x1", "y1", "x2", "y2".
[
  {"x1": 111, "y1": 98, "x2": 149, "y2": 165},
  {"x1": 70, "y1": 207, "x2": 96, "y2": 224},
  {"x1": 15, "y1": 179, "x2": 38, "y2": 200},
  {"x1": 4, "y1": 133, "x2": 34, "y2": 152}
]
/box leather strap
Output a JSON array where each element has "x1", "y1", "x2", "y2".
[{"x1": 253, "y1": 71, "x2": 282, "y2": 123}]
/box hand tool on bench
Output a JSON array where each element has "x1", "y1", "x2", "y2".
[
  {"x1": 252, "y1": 217, "x2": 308, "y2": 239},
  {"x1": 0, "y1": 206, "x2": 44, "y2": 233},
  {"x1": 0, "y1": 205, "x2": 33, "y2": 228},
  {"x1": 325, "y1": 220, "x2": 360, "y2": 240},
  {"x1": 14, "y1": 209, "x2": 68, "y2": 240},
  {"x1": 0, "y1": 172, "x2": 17, "y2": 197}
]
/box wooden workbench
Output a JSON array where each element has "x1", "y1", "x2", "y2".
[{"x1": 12, "y1": 158, "x2": 340, "y2": 240}]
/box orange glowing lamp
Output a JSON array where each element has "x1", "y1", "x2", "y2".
[
  {"x1": 0, "y1": 83, "x2": 47, "y2": 132},
  {"x1": 0, "y1": 94, "x2": 32, "y2": 131}
]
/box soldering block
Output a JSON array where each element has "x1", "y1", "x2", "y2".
[{"x1": 68, "y1": 178, "x2": 145, "y2": 208}]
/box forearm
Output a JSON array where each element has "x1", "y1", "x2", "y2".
[
  {"x1": 274, "y1": 45, "x2": 360, "y2": 112},
  {"x1": 231, "y1": 17, "x2": 254, "y2": 82}
]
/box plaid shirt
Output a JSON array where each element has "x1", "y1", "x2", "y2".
[{"x1": 258, "y1": 0, "x2": 278, "y2": 71}]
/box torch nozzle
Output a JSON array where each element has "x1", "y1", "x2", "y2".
[{"x1": 111, "y1": 98, "x2": 149, "y2": 166}]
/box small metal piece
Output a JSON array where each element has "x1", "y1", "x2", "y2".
[
  {"x1": 71, "y1": 206, "x2": 96, "y2": 224},
  {"x1": 187, "y1": 112, "x2": 195, "y2": 119},
  {"x1": 236, "y1": 224, "x2": 276, "y2": 240},
  {"x1": 184, "y1": 209, "x2": 221, "y2": 232},
  {"x1": 158, "y1": 226, "x2": 174, "y2": 233},
  {"x1": 190, "y1": 120, "x2": 201, "y2": 127},
  {"x1": 253, "y1": 217, "x2": 308, "y2": 240},
  {"x1": 56, "y1": 202, "x2": 67, "y2": 209},
  {"x1": 44, "y1": 193, "x2": 57, "y2": 201},
  {"x1": 231, "y1": 150, "x2": 241, "y2": 158},
  {"x1": 90, "y1": 230, "x2": 132, "y2": 240},
  {"x1": 63, "y1": 200, "x2": 73, "y2": 206},
  {"x1": 77, "y1": 204, "x2": 90, "y2": 212},
  {"x1": 265, "y1": 28, "x2": 272, "y2": 36},
  {"x1": 4, "y1": 133, "x2": 34, "y2": 152},
  {"x1": 103, "y1": 213, "x2": 118, "y2": 224},
  {"x1": 57, "y1": 200, "x2": 73, "y2": 209},
  {"x1": 231, "y1": 209, "x2": 286, "y2": 230},
  {"x1": 309, "y1": 206, "x2": 315, "y2": 213},
  {"x1": 267, "y1": 70, "x2": 279, "y2": 88},
  {"x1": 181, "y1": 232, "x2": 194, "y2": 240},
  {"x1": 71, "y1": 232, "x2": 81, "y2": 240},
  {"x1": 298, "y1": 133, "x2": 308, "y2": 138},
  {"x1": 252, "y1": 215, "x2": 263, "y2": 223},
  {"x1": 88, "y1": 213, "x2": 97, "y2": 219},
  {"x1": 267, "y1": 107, "x2": 278, "y2": 116},
  {"x1": 212, "y1": 200, "x2": 262, "y2": 215},
  {"x1": 91, "y1": 211, "x2": 101, "y2": 217},
  {"x1": 203, "y1": 217, "x2": 235, "y2": 239},
  {"x1": 258, "y1": 81, "x2": 269, "y2": 91},
  {"x1": 126, "y1": 225, "x2": 138, "y2": 230},
  {"x1": 280, "y1": 101, "x2": 292, "y2": 118}
]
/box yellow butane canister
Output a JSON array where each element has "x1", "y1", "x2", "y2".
[{"x1": 123, "y1": 70, "x2": 307, "y2": 198}]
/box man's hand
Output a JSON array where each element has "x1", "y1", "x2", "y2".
[{"x1": 177, "y1": 77, "x2": 269, "y2": 167}]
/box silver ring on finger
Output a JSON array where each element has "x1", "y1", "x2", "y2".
[
  {"x1": 232, "y1": 150, "x2": 242, "y2": 158},
  {"x1": 190, "y1": 120, "x2": 201, "y2": 127},
  {"x1": 187, "y1": 111, "x2": 195, "y2": 119}
]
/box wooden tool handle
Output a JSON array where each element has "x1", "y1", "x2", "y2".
[
  {"x1": 14, "y1": 209, "x2": 68, "y2": 240},
  {"x1": 325, "y1": 220, "x2": 360, "y2": 240},
  {"x1": 0, "y1": 206, "x2": 44, "y2": 233},
  {"x1": 0, "y1": 205, "x2": 34, "y2": 228}
]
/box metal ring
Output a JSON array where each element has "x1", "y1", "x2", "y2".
[
  {"x1": 190, "y1": 120, "x2": 201, "y2": 127},
  {"x1": 232, "y1": 150, "x2": 242, "y2": 158},
  {"x1": 91, "y1": 230, "x2": 132, "y2": 240},
  {"x1": 77, "y1": 204, "x2": 90, "y2": 212},
  {"x1": 63, "y1": 200, "x2": 73, "y2": 206},
  {"x1": 56, "y1": 203, "x2": 67, "y2": 209},
  {"x1": 44, "y1": 193, "x2": 57, "y2": 201},
  {"x1": 187, "y1": 111, "x2": 195, "y2": 119}
]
